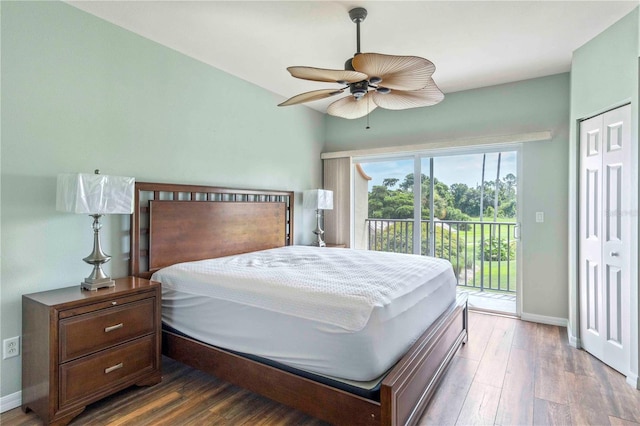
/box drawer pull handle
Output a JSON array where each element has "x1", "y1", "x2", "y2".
[
  {"x1": 111, "y1": 301, "x2": 117, "y2": 306},
  {"x1": 104, "y1": 363, "x2": 123, "y2": 374},
  {"x1": 104, "y1": 323, "x2": 123, "y2": 333}
]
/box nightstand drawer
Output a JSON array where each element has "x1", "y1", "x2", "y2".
[
  {"x1": 59, "y1": 335, "x2": 156, "y2": 408},
  {"x1": 60, "y1": 298, "x2": 155, "y2": 362}
]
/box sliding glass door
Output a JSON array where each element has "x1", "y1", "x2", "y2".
[
  {"x1": 354, "y1": 147, "x2": 520, "y2": 314},
  {"x1": 355, "y1": 158, "x2": 415, "y2": 254}
]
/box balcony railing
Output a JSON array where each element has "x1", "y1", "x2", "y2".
[{"x1": 365, "y1": 219, "x2": 517, "y2": 293}]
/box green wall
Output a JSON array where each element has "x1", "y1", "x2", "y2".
[
  {"x1": 326, "y1": 73, "x2": 571, "y2": 323},
  {"x1": 568, "y1": 7, "x2": 639, "y2": 383},
  {"x1": 1, "y1": 1, "x2": 324, "y2": 398}
]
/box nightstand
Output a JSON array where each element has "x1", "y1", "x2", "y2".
[{"x1": 21, "y1": 277, "x2": 162, "y2": 425}]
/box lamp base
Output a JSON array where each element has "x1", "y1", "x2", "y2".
[
  {"x1": 81, "y1": 278, "x2": 115, "y2": 291},
  {"x1": 81, "y1": 213, "x2": 115, "y2": 291},
  {"x1": 311, "y1": 209, "x2": 327, "y2": 247}
]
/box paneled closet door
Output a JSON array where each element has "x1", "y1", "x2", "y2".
[
  {"x1": 579, "y1": 113, "x2": 604, "y2": 363},
  {"x1": 579, "y1": 104, "x2": 631, "y2": 375}
]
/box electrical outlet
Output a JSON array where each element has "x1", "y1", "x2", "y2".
[{"x1": 3, "y1": 336, "x2": 20, "y2": 359}]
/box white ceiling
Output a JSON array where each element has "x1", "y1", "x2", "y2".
[{"x1": 67, "y1": 1, "x2": 638, "y2": 113}]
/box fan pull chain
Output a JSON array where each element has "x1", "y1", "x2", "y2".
[{"x1": 366, "y1": 97, "x2": 371, "y2": 130}]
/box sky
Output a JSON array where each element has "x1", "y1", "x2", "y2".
[{"x1": 359, "y1": 151, "x2": 517, "y2": 190}]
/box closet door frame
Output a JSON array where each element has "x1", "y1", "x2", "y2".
[{"x1": 578, "y1": 103, "x2": 633, "y2": 380}]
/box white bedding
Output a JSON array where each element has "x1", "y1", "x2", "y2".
[{"x1": 152, "y1": 246, "x2": 456, "y2": 381}]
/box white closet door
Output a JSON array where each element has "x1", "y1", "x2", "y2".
[
  {"x1": 580, "y1": 113, "x2": 604, "y2": 362},
  {"x1": 579, "y1": 104, "x2": 631, "y2": 375}
]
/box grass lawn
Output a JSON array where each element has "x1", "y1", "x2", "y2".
[
  {"x1": 470, "y1": 260, "x2": 517, "y2": 292},
  {"x1": 441, "y1": 218, "x2": 517, "y2": 292}
]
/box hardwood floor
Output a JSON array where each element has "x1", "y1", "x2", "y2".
[{"x1": 4, "y1": 311, "x2": 639, "y2": 425}]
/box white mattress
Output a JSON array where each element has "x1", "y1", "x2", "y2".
[{"x1": 152, "y1": 246, "x2": 456, "y2": 381}]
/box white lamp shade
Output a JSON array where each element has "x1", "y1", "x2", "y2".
[
  {"x1": 56, "y1": 173, "x2": 135, "y2": 214},
  {"x1": 303, "y1": 189, "x2": 333, "y2": 210}
]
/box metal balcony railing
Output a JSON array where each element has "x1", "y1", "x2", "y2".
[{"x1": 365, "y1": 219, "x2": 517, "y2": 293}]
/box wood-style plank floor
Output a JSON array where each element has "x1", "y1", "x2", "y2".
[{"x1": 4, "y1": 311, "x2": 639, "y2": 425}]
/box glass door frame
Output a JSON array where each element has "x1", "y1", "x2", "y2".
[{"x1": 353, "y1": 143, "x2": 523, "y2": 316}]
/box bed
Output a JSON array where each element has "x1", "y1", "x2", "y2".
[{"x1": 130, "y1": 181, "x2": 468, "y2": 426}]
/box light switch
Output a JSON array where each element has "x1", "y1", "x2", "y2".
[{"x1": 536, "y1": 212, "x2": 544, "y2": 223}]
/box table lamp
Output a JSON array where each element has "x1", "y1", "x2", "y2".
[
  {"x1": 56, "y1": 170, "x2": 135, "y2": 291},
  {"x1": 303, "y1": 189, "x2": 333, "y2": 247}
]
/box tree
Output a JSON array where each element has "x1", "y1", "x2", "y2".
[
  {"x1": 450, "y1": 183, "x2": 470, "y2": 208},
  {"x1": 382, "y1": 178, "x2": 399, "y2": 189},
  {"x1": 499, "y1": 199, "x2": 517, "y2": 218},
  {"x1": 504, "y1": 173, "x2": 516, "y2": 196},
  {"x1": 369, "y1": 168, "x2": 517, "y2": 221},
  {"x1": 368, "y1": 185, "x2": 415, "y2": 219},
  {"x1": 368, "y1": 185, "x2": 388, "y2": 218},
  {"x1": 399, "y1": 173, "x2": 428, "y2": 191}
]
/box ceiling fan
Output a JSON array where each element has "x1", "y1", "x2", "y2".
[{"x1": 278, "y1": 7, "x2": 444, "y2": 120}]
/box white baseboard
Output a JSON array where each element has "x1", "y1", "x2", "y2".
[
  {"x1": 520, "y1": 312, "x2": 569, "y2": 328},
  {"x1": 566, "y1": 324, "x2": 582, "y2": 348},
  {"x1": 0, "y1": 391, "x2": 21, "y2": 413},
  {"x1": 627, "y1": 373, "x2": 640, "y2": 390}
]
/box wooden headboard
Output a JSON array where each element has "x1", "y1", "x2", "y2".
[{"x1": 130, "y1": 182, "x2": 294, "y2": 279}]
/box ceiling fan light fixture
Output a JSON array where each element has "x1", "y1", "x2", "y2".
[
  {"x1": 279, "y1": 7, "x2": 444, "y2": 119},
  {"x1": 350, "y1": 80, "x2": 369, "y2": 100},
  {"x1": 327, "y1": 95, "x2": 377, "y2": 119}
]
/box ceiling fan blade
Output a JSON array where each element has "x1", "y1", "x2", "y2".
[
  {"x1": 371, "y1": 79, "x2": 444, "y2": 110},
  {"x1": 327, "y1": 95, "x2": 377, "y2": 119},
  {"x1": 352, "y1": 53, "x2": 436, "y2": 91},
  {"x1": 278, "y1": 88, "x2": 345, "y2": 107},
  {"x1": 287, "y1": 67, "x2": 368, "y2": 84}
]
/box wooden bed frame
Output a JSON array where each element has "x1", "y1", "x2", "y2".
[{"x1": 130, "y1": 181, "x2": 468, "y2": 426}]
